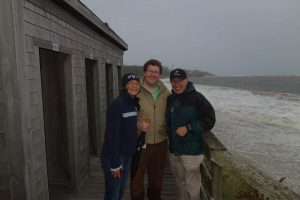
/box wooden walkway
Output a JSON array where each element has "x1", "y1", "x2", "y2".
[{"x1": 50, "y1": 156, "x2": 178, "y2": 200}]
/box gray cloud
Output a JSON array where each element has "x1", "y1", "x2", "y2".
[{"x1": 81, "y1": 0, "x2": 300, "y2": 76}]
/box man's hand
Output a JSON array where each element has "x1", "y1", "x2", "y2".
[
  {"x1": 176, "y1": 126, "x2": 188, "y2": 137},
  {"x1": 139, "y1": 121, "x2": 150, "y2": 132}
]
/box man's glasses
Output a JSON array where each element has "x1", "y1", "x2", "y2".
[{"x1": 145, "y1": 70, "x2": 160, "y2": 75}]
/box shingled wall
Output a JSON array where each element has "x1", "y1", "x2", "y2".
[{"x1": 0, "y1": 0, "x2": 127, "y2": 199}]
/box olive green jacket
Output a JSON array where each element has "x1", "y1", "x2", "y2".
[{"x1": 137, "y1": 78, "x2": 170, "y2": 144}]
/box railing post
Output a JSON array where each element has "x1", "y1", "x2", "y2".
[
  {"x1": 202, "y1": 132, "x2": 226, "y2": 200},
  {"x1": 211, "y1": 161, "x2": 222, "y2": 200}
]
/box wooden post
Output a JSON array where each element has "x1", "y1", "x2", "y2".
[
  {"x1": 202, "y1": 132, "x2": 227, "y2": 199},
  {"x1": 211, "y1": 161, "x2": 222, "y2": 200}
]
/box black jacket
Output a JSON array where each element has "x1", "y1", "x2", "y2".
[{"x1": 166, "y1": 82, "x2": 215, "y2": 155}]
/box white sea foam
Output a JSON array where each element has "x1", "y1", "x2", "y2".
[{"x1": 199, "y1": 85, "x2": 300, "y2": 131}]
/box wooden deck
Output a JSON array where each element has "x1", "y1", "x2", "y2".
[{"x1": 49, "y1": 156, "x2": 178, "y2": 200}]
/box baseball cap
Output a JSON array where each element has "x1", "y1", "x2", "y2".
[
  {"x1": 170, "y1": 68, "x2": 187, "y2": 81},
  {"x1": 122, "y1": 73, "x2": 139, "y2": 87}
]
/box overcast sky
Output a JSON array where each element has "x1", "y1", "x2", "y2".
[{"x1": 81, "y1": 0, "x2": 300, "y2": 76}]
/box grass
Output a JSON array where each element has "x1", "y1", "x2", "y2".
[{"x1": 222, "y1": 171, "x2": 266, "y2": 200}]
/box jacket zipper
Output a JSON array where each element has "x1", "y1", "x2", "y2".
[{"x1": 153, "y1": 104, "x2": 156, "y2": 143}]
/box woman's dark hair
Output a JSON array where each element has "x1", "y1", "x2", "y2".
[{"x1": 143, "y1": 59, "x2": 162, "y2": 75}]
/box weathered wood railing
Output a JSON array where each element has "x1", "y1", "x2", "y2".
[{"x1": 201, "y1": 132, "x2": 300, "y2": 200}]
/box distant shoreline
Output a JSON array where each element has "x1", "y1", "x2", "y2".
[{"x1": 189, "y1": 76, "x2": 300, "y2": 95}]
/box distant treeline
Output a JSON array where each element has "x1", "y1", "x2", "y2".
[{"x1": 123, "y1": 65, "x2": 215, "y2": 78}]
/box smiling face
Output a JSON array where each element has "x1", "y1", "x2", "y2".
[
  {"x1": 171, "y1": 79, "x2": 188, "y2": 94},
  {"x1": 144, "y1": 65, "x2": 161, "y2": 87},
  {"x1": 125, "y1": 80, "x2": 140, "y2": 97}
]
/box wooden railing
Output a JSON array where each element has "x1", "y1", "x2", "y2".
[{"x1": 201, "y1": 132, "x2": 300, "y2": 200}]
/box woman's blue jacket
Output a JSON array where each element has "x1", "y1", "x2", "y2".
[{"x1": 101, "y1": 90, "x2": 139, "y2": 169}]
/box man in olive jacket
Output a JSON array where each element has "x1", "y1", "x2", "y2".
[
  {"x1": 130, "y1": 59, "x2": 170, "y2": 200},
  {"x1": 166, "y1": 68, "x2": 215, "y2": 200}
]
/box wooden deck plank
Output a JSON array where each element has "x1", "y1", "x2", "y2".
[{"x1": 50, "y1": 156, "x2": 178, "y2": 200}]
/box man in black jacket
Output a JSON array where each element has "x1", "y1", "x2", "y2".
[{"x1": 166, "y1": 68, "x2": 215, "y2": 200}]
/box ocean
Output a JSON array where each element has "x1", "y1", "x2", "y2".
[{"x1": 162, "y1": 76, "x2": 300, "y2": 194}]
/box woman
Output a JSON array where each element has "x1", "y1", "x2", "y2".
[{"x1": 101, "y1": 73, "x2": 140, "y2": 200}]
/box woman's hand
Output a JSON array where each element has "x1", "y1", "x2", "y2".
[{"x1": 112, "y1": 168, "x2": 124, "y2": 179}]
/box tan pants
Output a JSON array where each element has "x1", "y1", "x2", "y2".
[{"x1": 169, "y1": 153, "x2": 204, "y2": 200}]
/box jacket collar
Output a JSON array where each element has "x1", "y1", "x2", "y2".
[
  {"x1": 171, "y1": 81, "x2": 195, "y2": 96},
  {"x1": 119, "y1": 90, "x2": 140, "y2": 111},
  {"x1": 120, "y1": 89, "x2": 136, "y2": 103},
  {"x1": 140, "y1": 77, "x2": 168, "y2": 94}
]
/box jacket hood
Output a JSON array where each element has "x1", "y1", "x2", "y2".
[{"x1": 120, "y1": 89, "x2": 139, "y2": 105}]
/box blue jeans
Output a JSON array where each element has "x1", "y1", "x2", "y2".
[{"x1": 101, "y1": 156, "x2": 132, "y2": 200}]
